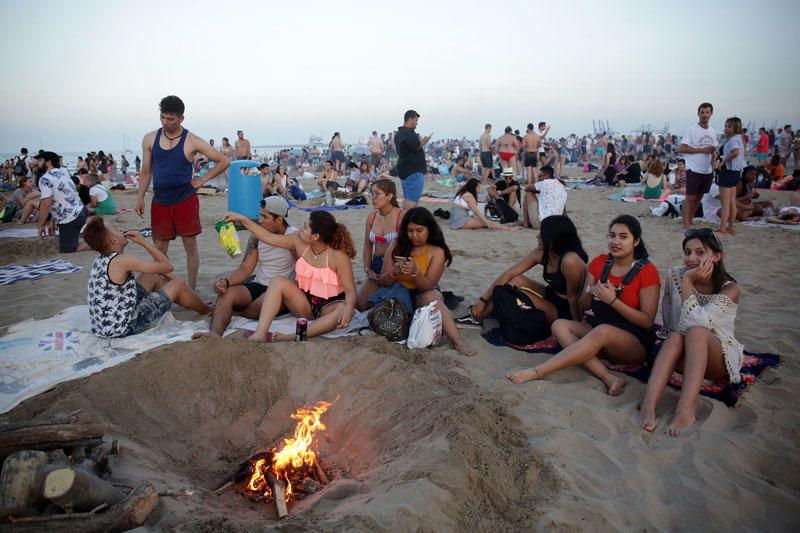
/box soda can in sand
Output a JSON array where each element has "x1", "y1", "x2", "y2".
[{"x1": 295, "y1": 319, "x2": 307, "y2": 341}]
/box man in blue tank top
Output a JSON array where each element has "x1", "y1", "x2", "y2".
[{"x1": 136, "y1": 95, "x2": 229, "y2": 288}]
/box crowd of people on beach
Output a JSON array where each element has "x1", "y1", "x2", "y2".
[{"x1": 2, "y1": 96, "x2": 799, "y2": 436}]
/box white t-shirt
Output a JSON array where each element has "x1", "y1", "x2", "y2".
[
  {"x1": 89, "y1": 184, "x2": 109, "y2": 202},
  {"x1": 536, "y1": 179, "x2": 567, "y2": 219},
  {"x1": 251, "y1": 225, "x2": 299, "y2": 286},
  {"x1": 681, "y1": 123, "x2": 717, "y2": 174}
]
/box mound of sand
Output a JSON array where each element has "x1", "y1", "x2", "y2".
[{"x1": 5, "y1": 336, "x2": 560, "y2": 530}]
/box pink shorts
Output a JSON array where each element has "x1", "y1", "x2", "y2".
[{"x1": 151, "y1": 193, "x2": 201, "y2": 241}]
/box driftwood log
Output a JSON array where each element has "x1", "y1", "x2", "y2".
[
  {"x1": 3, "y1": 482, "x2": 158, "y2": 532},
  {"x1": 0, "y1": 411, "x2": 88, "y2": 433},
  {"x1": 0, "y1": 451, "x2": 49, "y2": 518},
  {"x1": 38, "y1": 466, "x2": 124, "y2": 512},
  {"x1": 0, "y1": 424, "x2": 106, "y2": 460}
]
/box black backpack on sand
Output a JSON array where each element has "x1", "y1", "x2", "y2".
[
  {"x1": 485, "y1": 197, "x2": 518, "y2": 224},
  {"x1": 492, "y1": 285, "x2": 549, "y2": 345}
]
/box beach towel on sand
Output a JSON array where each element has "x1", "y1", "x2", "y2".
[
  {"x1": 0, "y1": 305, "x2": 208, "y2": 414},
  {"x1": 0, "y1": 259, "x2": 82, "y2": 286},
  {"x1": 741, "y1": 219, "x2": 800, "y2": 231},
  {"x1": 0, "y1": 227, "x2": 43, "y2": 239},
  {"x1": 483, "y1": 325, "x2": 781, "y2": 407},
  {"x1": 230, "y1": 310, "x2": 369, "y2": 338},
  {"x1": 286, "y1": 200, "x2": 366, "y2": 213}
]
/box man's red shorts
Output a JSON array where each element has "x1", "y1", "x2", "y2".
[{"x1": 151, "y1": 193, "x2": 201, "y2": 241}]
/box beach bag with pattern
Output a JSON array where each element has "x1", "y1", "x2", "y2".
[{"x1": 368, "y1": 297, "x2": 410, "y2": 342}]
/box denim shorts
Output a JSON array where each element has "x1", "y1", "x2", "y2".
[
  {"x1": 125, "y1": 283, "x2": 172, "y2": 336},
  {"x1": 401, "y1": 172, "x2": 424, "y2": 203},
  {"x1": 370, "y1": 255, "x2": 384, "y2": 275},
  {"x1": 717, "y1": 169, "x2": 741, "y2": 188}
]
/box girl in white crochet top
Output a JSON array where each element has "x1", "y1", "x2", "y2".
[{"x1": 639, "y1": 228, "x2": 742, "y2": 436}]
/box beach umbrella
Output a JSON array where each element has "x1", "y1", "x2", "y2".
[{"x1": 289, "y1": 148, "x2": 303, "y2": 155}]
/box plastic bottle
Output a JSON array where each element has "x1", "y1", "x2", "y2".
[
  {"x1": 215, "y1": 220, "x2": 243, "y2": 258},
  {"x1": 325, "y1": 190, "x2": 333, "y2": 206}
]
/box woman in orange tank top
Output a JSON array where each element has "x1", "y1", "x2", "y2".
[
  {"x1": 225, "y1": 209, "x2": 356, "y2": 342},
  {"x1": 376, "y1": 207, "x2": 477, "y2": 357}
]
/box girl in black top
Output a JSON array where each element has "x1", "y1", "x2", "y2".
[{"x1": 466, "y1": 215, "x2": 587, "y2": 325}]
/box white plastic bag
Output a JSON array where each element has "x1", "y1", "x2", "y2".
[
  {"x1": 406, "y1": 301, "x2": 443, "y2": 349},
  {"x1": 651, "y1": 201, "x2": 669, "y2": 216}
]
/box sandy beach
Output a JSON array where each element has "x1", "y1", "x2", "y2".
[{"x1": 1, "y1": 171, "x2": 798, "y2": 530}]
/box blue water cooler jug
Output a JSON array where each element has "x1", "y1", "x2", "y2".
[{"x1": 228, "y1": 160, "x2": 261, "y2": 219}]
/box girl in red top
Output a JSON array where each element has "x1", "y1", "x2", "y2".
[{"x1": 508, "y1": 215, "x2": 661, "y2": 395}]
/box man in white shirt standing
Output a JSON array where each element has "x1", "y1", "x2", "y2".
[
  {"x1": 35, "y1": 151, "x2": 91, "y2": 253},
  {"x1": 678, "y1": 102, "x2": 717, "y2": 229}
]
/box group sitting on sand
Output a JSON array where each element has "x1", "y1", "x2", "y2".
[{"x1": 82, "y1": 193, "x2": 747, "y2": 435}]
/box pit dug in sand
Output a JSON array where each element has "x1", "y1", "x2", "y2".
[{"x1": 3, "y1": 336, "x2": 558, "y2": 530}]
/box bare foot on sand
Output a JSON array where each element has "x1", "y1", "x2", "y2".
[
  {"x1": 191, "y1": 331, "x2": 215, "y2": 340},
  {"x1": 454, "y1": 341, "x2": 477, "y2": 356},
  {"x1": 506, "y1": 367, "x2": 541, "y2": 384},
  {"x1": 603, "y1": 375, "x2": 626, "y2": 396},
  {"x1": 667, "y1": 411, "x2": 696, "y2": 437},
  {"x1": 637, "y1": 406, "x2": 658, "y2": 432}
]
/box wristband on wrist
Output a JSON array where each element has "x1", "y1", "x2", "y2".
[{"x1": 609, "y1": 296, "x2": 618, "y2": 306}]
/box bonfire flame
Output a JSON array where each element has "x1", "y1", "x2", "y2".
[{"x1": 247, "y1": 400, "x2": 331, "y2": 502}]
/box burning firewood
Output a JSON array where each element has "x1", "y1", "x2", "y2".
[
  {"x1": 266, "y1": 470, "x2": 288, "y2": 519},
  {"x1": 217, "y1": 400, "x2": 333, "y2": 519},
  {"x1": 313, "y1": 459, "x2": 329, "y2": 485}
]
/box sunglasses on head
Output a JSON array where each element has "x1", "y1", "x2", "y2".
[{"x1": 684, "y1": 228, "x2": 721, "y2": 248}]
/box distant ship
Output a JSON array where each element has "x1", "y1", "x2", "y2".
[{"x1": 308, "y1": 135, "x2": 323, "y2": 146}]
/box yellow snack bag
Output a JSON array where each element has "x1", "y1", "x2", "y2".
[{"x1": 215, "y1": 220, "x2": 242, "y2": 258}]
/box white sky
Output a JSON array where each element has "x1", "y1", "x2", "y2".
[{"x1": 1, "y1": 0, "x2": 798, "y2": 153}]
